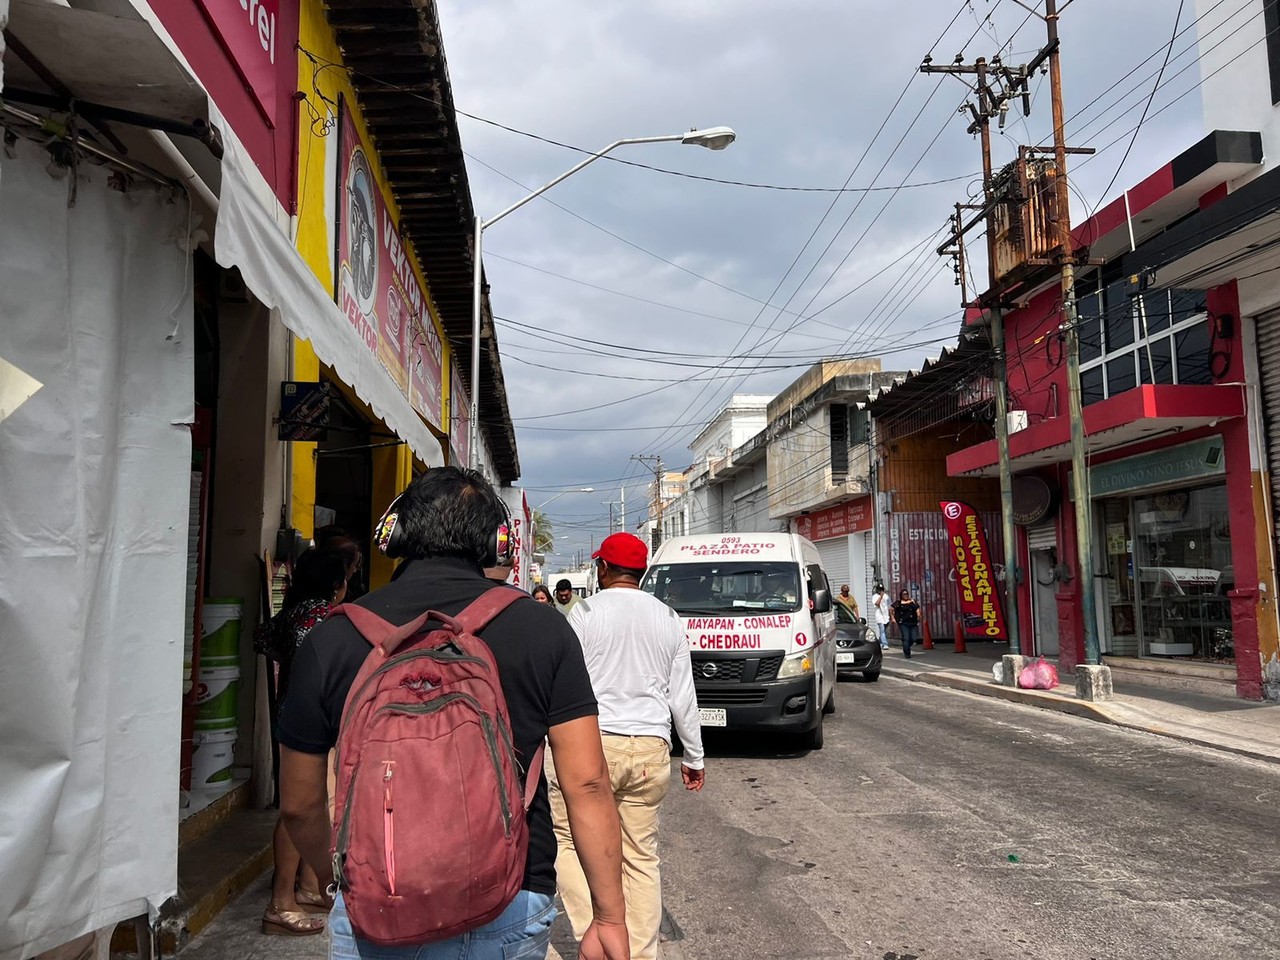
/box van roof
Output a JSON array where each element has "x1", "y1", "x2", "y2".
[{"x1": 651, "y1": 534, "x2": 798, "y2": 563}]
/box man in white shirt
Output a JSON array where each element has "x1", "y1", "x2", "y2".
[
  {"x1": 549, "y1": 532, "x2": 705, "y2": 960},
  {"x1": 871, "y1": 582, "x2": 892, "y2": 649}
]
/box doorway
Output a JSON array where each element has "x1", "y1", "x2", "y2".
[{"x1": 1030, "y1": 549, "x2": 1060, "y2": 655}]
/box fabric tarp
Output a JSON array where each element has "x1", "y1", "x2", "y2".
[
  {"x1": 212, "y1": 112, "x2": 444, "y2": 467},
  {"x1": 0, "y1": 140, "x2": 194, "y2": 959}
]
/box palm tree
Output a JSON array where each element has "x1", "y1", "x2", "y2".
[{"x1": 531, "y1": 509, "x2": 554, "y2": 555}]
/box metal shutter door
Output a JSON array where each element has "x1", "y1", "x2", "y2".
[
  {"x1": 1258, "y1": 311, "x2": 1280, "y2": 544},
  {"x1": 1026, "y1": 523, "x2": 1056, "y2": 551},
  {"x1": 815, "y1": 536, "x2": 851, "y2": 590}
]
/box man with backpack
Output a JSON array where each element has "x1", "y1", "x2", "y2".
[{"x1": 277, "y1": 467, "x2": 630, "y2": 960}]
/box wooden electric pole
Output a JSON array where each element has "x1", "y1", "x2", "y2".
[
  {"x1": 1043, "y1": 0, "x2": 1100, "y2": 666},
  {"x1": 922, "y1": 53, "x2": 1023, "y2": 656}
]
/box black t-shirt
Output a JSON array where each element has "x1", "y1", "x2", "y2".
[
  {"x1": 892, "y1": 599, "x2": 920, "y2": 626},
  {"x1": 277, "y1": 557, "x2": 598, "y2": 896}
]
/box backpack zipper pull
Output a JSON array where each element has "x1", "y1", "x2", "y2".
[{"x1": 383, "y1": 761, "x2": 397, "y2": 894}]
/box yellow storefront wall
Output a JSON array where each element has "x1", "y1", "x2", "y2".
[{"x1": 289, "y1": 0, "x2": 454, "y2": 587}]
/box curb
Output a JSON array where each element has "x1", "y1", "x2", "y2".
[{"x1": 881, "y1": 665, "x2": 1280, "y2": 766}]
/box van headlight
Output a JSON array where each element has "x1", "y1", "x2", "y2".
[{"x1": 777, "y1": 649, "x2": 814, "y2": 678}]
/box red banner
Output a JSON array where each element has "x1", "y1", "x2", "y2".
[
  {"x1": 939, "y1": 500, "x2": 1007, "y2": 639},
  {"x1": 194, "y1": 0, "x2": 286, "y2": 122},
  {"x1": 793, "y1": 496, "x2": 873, "y2": 542},
  {"x1": 335, "y1": 101, "x2": 444, "y2": 431},
  {"x1": 449, "y1": 359, "x2": 471, "y2": 469}
]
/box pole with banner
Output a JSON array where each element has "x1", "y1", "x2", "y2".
[{"x1": 939, "y1": 500, "x2": 1008, "y2": 641}]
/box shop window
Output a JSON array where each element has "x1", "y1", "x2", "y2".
[
  {"x1": 1082, "y1": 366, "x2": 1105, "y2": 406},
  {"x1": 1175, "y1": 321, "x2": 1214, "y2": 385},
  {"x1": 1079, "y1": 280, "x2": 1211, "y2": 402},
  {"x1": 1106, "y1": 354, "x2": 1137, "y2": 396},
  {"x1": 829, "y1": 404, "x2": 849, "y2": 480},
  {"x1": 1132, "y1": 485, "x2": 1233, "y2": 661}
]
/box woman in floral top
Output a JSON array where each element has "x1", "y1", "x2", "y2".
[{"x1": 253, "y1": 546, "x2": 356, "y2": 935}]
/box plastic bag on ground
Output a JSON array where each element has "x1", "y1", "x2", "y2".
[
  {"x1": 1018, "y1": 658, "x2": 1060, "y2": 690},
  {"x1": 992, "y1": 661, "x2": 1005, "y2": 685}
]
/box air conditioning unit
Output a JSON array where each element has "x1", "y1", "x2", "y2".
[{"x1": 1007, "y1": 410, "x2": 1029, "y2": 434}]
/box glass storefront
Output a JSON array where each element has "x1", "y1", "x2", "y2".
[{"x1": 1098, "y1": 483, "x2": 1234, "y2": 662}]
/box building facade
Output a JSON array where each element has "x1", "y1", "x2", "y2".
[
  {"x1": 0, "y1": 1, "x2": 520, "y2": 954},
  {"x1": 948, "y1": 122, "x2": 1279, "y2": 699}
]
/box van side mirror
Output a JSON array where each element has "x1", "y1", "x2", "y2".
[{"x1": 811, "y1": 586, "x2": 832, "y2": 613}]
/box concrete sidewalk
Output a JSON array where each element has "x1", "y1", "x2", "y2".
[{"x1": 877, "y1": 641, "x2": 1280, "y2": 765}]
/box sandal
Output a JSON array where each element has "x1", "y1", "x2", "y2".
[
  {"x1": 295, "y1": 889, "x2": 332, "y2": 912},
  {"x1": 261, "y1": 908, "x2": 325, "y2": 936}
]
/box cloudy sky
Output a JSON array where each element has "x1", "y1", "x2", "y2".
[{"x1": 435, "y1": 0, "x2": 1212, "y2": 566}]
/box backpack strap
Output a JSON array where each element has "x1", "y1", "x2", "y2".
[
  {"x1": 453, "y1": 586, "x2": 527, "y2": 635},
  {"x1": 335, "y1": 604, "x2": 438, "y2": 657},
  {"x1": 522, "y1": 742, "x2": 545, "y2": 812}
]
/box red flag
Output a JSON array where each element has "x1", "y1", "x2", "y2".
[{"x1": 939, "y1": 500, "x2": 1008, "y2": 640}]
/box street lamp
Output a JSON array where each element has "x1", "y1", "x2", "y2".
[
  {"x1": 468, "y1": 127, "x2": 737, "y2": 467},
  {"x1": 532, "y1": 487, "x2": 594, "y2": 557}
]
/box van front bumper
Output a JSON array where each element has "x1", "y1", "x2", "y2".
[{"x1": 695, "y1": 673, "x2": 820, "y2": 733}]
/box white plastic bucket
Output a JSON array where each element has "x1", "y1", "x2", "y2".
[
  {"x1": 201, "y1": 599, "x2": 243, "y2": 667},
  {"x1": 195, "y1": 665, "x2": 240, "y2": 730},
  {"x1": 191, "y1": 728, "x2": 238, "y2": 786}
]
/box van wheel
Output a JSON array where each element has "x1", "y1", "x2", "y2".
[
  {"x1": 822, "y1": 684, "x2": 836, "y2": 715},
  {"x1": 805, "y1": 713, "x2": 825, "y2": 750}
]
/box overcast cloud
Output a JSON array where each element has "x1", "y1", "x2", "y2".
[{"x1": 434, "y1": 0, "x2": 1210, "y2": 564}]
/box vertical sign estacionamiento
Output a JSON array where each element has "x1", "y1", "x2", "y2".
[{"x1": 939, "y1": 500, "x2": 1008, "y2": 640}]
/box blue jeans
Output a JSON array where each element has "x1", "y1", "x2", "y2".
[
  {"x1": 876, "y1": 623, "x2": 889, "y2": 648},
  {"x1": 899, "y1": 624, "x2": 920, "y2": 657},
  {"x1": 328, "y1": 890, "x2": 555, "y2": 960}
]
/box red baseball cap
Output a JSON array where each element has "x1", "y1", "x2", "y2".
[{"x1": 592, "y1": 532, "x2": 649, "y2": 569}]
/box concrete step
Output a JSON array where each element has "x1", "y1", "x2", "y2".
[
  {"x1": 111, "y1": 803, "x2": 275, "y2": 956},
  {"x1": 1104, "y1": 656, "x2": 1237, "y2": 698}
]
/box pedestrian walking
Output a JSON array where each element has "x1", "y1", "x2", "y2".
[
  {"x1": 871, "y1": 583, "x2": 892, "y2": 650},
  {"x1": 276, "y1": 467, "x2": 630, "y2": 960},
  {"x1": 252, "y1": 546, "x2": 354, "y2": 936},
  {"x1": 836, "y1": 584, "x2": 861, "y2": 619},
  {"x1": 554, "y1": 578, "x2": 582, "y2": 615},
  {"x1": 892, "y1": 588, "x2": 922, "y2": 659},
  {"x1": 531, "y1": 583, "x2": 553, "y2": 604},
  {"x1": 550, "y1": 531, "x2": 705, "y2": 960}
]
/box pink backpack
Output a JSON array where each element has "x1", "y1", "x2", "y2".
[{"x1": 330, "y1": 588, "x2": 543, "y2": 946}]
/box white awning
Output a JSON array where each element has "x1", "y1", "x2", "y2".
[{"x1": 213, "y1": 113, "x2": 444, "y2": 467}]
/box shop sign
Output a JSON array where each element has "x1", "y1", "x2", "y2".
[
  {"x1": 450, "y1": 360, "x2": 471, "y2": 468},
  {"x1": 1011, "y1": 475, "x2": 1056, "y2": 526},
  {"x1": 195, "y1": 0, "x2": 284, "y2": 123},
  {"x1": 1089, "y1": 437, "x2": 1225, "y2": 498},
  {"x1": 278, "y1": 381, "x2": 330, "y2": 441},
  {"x1": 940, "y1": 500, "x2": 1008, "y2": 640},
  {"x1": 793, "y1": 496, "x2": 873, "y2": 542},
  {"x1": 335, "y1": 101, "x2": 444, "y2": 432}
]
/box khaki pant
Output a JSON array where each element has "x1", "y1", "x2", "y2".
[{"x1": 547, "y1": 735, "x2": 672, "y2": 960}]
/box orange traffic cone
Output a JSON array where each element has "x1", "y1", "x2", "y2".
[
  {"x1": 922, "y1": 615, "x2": 934, "y2": 649},
  {"x1": 954, "y1": 619, "x2": 968, "y2": 654}
]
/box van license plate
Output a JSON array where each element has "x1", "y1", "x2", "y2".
[
  {"x1": 699, "y1": 708, "x2": 727, "y2": 727},
  {"x1": 835, "y1": 652, "x2": 856, "y2": 665}
]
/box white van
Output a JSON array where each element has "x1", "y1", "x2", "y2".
[{"x1": 640, "y1": 533, "x2": 838, "y2": 749}]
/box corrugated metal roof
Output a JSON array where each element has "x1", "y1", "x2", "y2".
[{"x1": 324, "y1": 0, "x2": 519, "y2": 482}]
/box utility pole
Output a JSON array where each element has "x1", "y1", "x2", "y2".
[
  {"x1": 631, "y1": 454, "x2": 664, "y2": 549},
  {"x1": 620, "y1": 484, "x2": 626, "y2": 531},
  {"x1": 1044, "y1": 0, "x2": 1100, "y2": 671},
  {"x1": 922, "y1": 53, "x2": 1022, "y2": 656}
]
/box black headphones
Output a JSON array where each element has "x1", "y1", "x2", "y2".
[{"x1": 374, "y1": 494, "x2": 514, "y2": 567}]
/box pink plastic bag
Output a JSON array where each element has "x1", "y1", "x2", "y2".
[{"x1": 1017, "y1": 658, "x2": 1059, "y2": 690}]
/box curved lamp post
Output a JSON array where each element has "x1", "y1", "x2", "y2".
[{"x1": 468, "y1": 127, "x2": 737, "y2": 467}]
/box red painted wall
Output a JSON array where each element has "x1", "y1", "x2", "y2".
[{"x1": 150, "y1": 0, "x2": 299, "y2": 206}]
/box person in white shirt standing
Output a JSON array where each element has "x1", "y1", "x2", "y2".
[
  {"x1": 871, "y1": 582, "x2": 892, "y2": 650},
  {"x1": 548, "y1": 532, "x2": 705, "y2": 960}
]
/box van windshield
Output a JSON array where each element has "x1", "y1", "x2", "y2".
[{"x1": 641, "y1": 562, "x2": 803, "y2": 614}]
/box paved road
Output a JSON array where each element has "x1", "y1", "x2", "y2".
[
  {"x1": 177, "y1": 676, "x2": 1280, "y2": 960},
  {"x1": 657, "y1": 676, "x2": 1280, "y2": 960}
]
